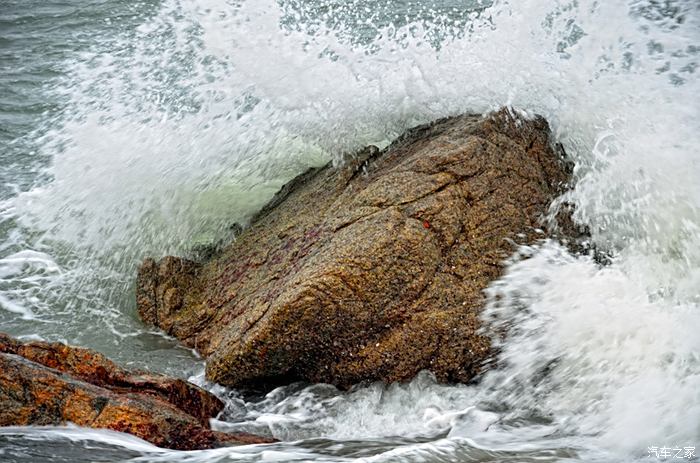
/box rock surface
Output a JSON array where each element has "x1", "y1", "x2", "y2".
[
  {"x1": 137, "y1": 109, "x2": 572, "y2": 389},
  {"x1": 0, "y1": 333, "x2": 274, "y2": 450}
]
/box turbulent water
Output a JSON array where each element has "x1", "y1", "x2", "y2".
[{"x1": 1, "y1": 0, "x2": 698, "y2": 461}]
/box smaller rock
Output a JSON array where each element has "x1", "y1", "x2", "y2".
[{"x1": 0, "y1": 333, "x2": 274, "y2": 450}]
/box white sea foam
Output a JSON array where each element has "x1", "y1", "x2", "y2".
[{"x1": 0, "y1": 425, "x2": 167, "y2": 453}]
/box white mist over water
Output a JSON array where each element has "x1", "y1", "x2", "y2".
[
  {"x1": 1, "y1": 0, "x2": 699, "y2": 461},
  {"x1": 10, "y1": 0, "x2": 700, "y2": 259}
]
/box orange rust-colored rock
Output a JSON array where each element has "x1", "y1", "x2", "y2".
[
  {"x1": 137, "y1": 109, "x2": 573, "y2": 389},
  {"x1": 0, "y1": 334, "x2": 274, "y2": 450}
]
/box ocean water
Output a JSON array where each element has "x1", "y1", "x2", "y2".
[{"x1": 0, "y1": 0, "x2": 698, "y2": 462}]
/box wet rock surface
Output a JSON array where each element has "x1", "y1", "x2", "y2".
[
  {"x1": 0, "y1": 333, "x2": 274, "y2": 450},
  {"x1": 137, "y1": 109, "x2": 572, "y2": 389}
]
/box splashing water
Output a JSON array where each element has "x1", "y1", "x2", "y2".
[{"x1": 0, "y1": 0, "x2": 698, "y2": 461}]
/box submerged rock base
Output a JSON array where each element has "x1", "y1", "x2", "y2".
[
  {"x1": 0, "y1": 333, "x2": 273, "y2": 450},
  {"x1": 138, "y1": 109, "x2": 572, "y2": 389}
]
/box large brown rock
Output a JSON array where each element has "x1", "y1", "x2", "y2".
[
  {"x1": 0, "y1": 333, "x2": 274, "y2": 450},
  {"x1": 137, "y1": 109, "x2": 572, "y2": 389}
]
